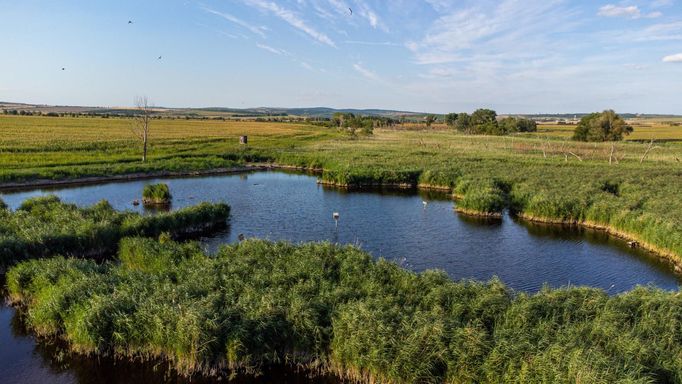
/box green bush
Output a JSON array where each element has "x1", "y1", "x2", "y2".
[
  {"x1": 142, "y1": 183, "x2": 172, "y2": 205},
  {"x1": 573, "y1": 110, "x2": 633, "y2": 142}
]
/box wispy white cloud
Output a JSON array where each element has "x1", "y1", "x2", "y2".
[
  {"x1": 611, "y1": 21, "x2": 682, "y2": 42},
  {"x1": 327, "y1": 0, "x2": 352, "y2": 17},
  {"x1": 353, "y1": 1, "x2": 387, "y2": 31},
  {"x1": 423, "y1": 0, "x2": 453, "y2": 12},
  {"x1": 353, "y1": 62, "x2": 379, "y2": 80},
  {"x1": 406, "y1": 0, "x2": 579, "y2": 65},
  {"x1": 318, "y1": 0, "x2": 386, "y2": 30},
  {"x1": 662, "y1": 53, "x2": 682, "y2": 62},
  {"x1": 651, "y1": 0, "x2": 674, "y2": 6},
  {"x1": 242, "y1": 0, "x2": 336, "y2": 47},
  {"x1": 195, "y1": 22, "x2": 241, "y2": 39},
  {"x1": 597, "y1": 4, "x2": 662, "y2": 19},
  {"x1": 343, "y1": 40, "x2": 399, "y2": 46},
  {"x1": 598, "y1": 5, "x2": 640, "y2": 18},
  {"x1": 201, "y1": 7, "x2": 267, "y2": 38},
  {"x1": 642, "y1": 21, "x2": 682, "y2": 40},
  {"x1": 255, "y1": 43, "x2": 320, "y2": 71},
  {"x1": 419, "y1": 67, "x2": 457, "y2": 79},
  {"x1": 256, "y1": 43, "x2": 286, "y2": 55}
]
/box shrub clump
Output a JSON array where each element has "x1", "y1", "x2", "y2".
[{"x1": 142, "y1": 183, "x2": 172, "y2": 205}]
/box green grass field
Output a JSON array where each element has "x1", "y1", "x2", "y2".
[
  {"x1": 2, "y1": 115, "x2": 681, "y2": 178},
  {"x1": 535, "y1": 117, "x2": 682, "y2": 141},
  {"x1": 2, "y1": 114, "x2": 682, "y2": 263},
  {"x1": 0, "y1": 115, "x2": 337, "y2": 181}
]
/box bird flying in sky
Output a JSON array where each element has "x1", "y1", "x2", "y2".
[{"x1": 349, "y1": 8, "x2": 352, "y2": 15}]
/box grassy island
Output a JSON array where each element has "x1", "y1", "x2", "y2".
[
  {"x1": 142, "y1": 183, "x2": 172, "y2": 205},
  {"x1": 0, "y1": 195, "x2": 230, "y2": 269}
]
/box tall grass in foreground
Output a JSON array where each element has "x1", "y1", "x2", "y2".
[
  {"x1": 8, "y1": 238, "x2": 682, "y2": 383},
  {"x1": 0, "y1": 196, "x2": 230, "y2": 268}
]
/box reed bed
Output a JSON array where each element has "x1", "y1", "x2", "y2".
[
  {"x1": 0, "y1": 196, "x2": 230, "y2": 268},
  {"x1": 142, "y1": 183, "x2": 172, "y2": 205},
  {"x1": 7, "y1": 238, "x2": 682, "y2": 383}
]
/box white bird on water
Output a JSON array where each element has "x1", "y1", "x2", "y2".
[{"x1": 422, "y1": 201, "x2": 428, "y2": 208}]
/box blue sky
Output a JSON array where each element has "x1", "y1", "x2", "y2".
[{"x1": 1, "y1": 0, "x2": 681, "y2": 113}]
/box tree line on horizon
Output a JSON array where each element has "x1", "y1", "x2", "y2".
[
  {"x1": 444, "y1": 109, "x2": 538, "y2": 135},
  {"x1": 3, "y1": 105, "x2": 634, "y2": 143},
  {"x1": 441, "y1": 108, "x2": 632, "y2": 142}
]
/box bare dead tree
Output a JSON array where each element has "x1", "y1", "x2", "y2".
[
  {"x1": 558, "y1": 139, "x2": 568, "y2": 161},
  {"x1": 561, "y1": 141, "x2": 582, "y2": 162},
  {"x1": 567, "y1": 151, "x2": 583, "y2": 161},
  {"x1": 609, "y1": 143, "x2": 615, "y2": 165},
  {"x1": 132, "y1": 96, "x2": 152, "y2": 162},
  {"x1": 640, "y1": 138, "x2": 660, "y2": 163}
]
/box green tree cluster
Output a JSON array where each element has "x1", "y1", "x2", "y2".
[
  {"x1": 331, "y1": 113, "x2": 396, "y2": 136},
  {"x1": 573, "y1": 110, "x2": 633, "y2": 142},
  {"x1": 499, "y1": 116, "x2": 538, "y2": 133},
  {"x1": 446, "y1": 109, "x2": 536, "y2": 135}
]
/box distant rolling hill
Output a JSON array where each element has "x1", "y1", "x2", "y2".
[
  {"x1": 0, "y1": 102, "x2": 423, "y2": 119},
  {"x1": 188, "y1": 106, "x2": 422, "y2": 118},
  {"x1": 1, "y1": 102, "x2": 679, "y2": 119}
]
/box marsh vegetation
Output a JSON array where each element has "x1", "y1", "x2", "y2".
[
  {"x1": 7, "y1": 237, "x2": 682, "y2": 383},
  {"x1": 142, "y1": 183, "x2": 172, "y2": 205},
  {"x1": 0, "y1": 195, "x2": 229, "y2": 269}
]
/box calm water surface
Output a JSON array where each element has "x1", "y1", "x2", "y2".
[{"x1": 1, "y1": 171, "x2": 679, "y2": 383}]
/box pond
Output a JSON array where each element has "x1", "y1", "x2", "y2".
[{"x1": 1, "y1": 170, "x2": 679, "y2": 383}]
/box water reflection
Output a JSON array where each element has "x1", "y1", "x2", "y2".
[{"x1": 1, "y1": 302, "x2": 342, "y2": 384}]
